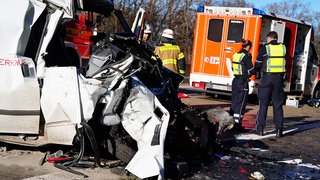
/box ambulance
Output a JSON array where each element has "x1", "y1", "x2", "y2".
[{"x1": 190, "y1": 6, "x2": 320, "y2": 99}]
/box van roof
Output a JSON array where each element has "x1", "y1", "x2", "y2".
[{"x1": 197, "y1": 6, "x2": 312, "y2": 27}]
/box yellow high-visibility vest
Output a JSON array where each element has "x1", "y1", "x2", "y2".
[
  {"x1": 154, "y1": 43, "x2": 181, "y2": 73},
  {"x1": 232, "y1": 52, "x2": 246, "y2": 75},
  {"x1": 265, "y1": 44, "x2": 286, "y2": 73}
]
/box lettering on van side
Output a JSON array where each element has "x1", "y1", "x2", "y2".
[
  {"x1": 0, "y1": 58, "x2": 26, "y2": 66},
  {"x1": 204, "y1": 56, "x2": 220, "y2": 64}
]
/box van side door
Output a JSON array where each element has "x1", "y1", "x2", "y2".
[{"x1": 0, "y1": 57, "x2": 40, "y2": 134}]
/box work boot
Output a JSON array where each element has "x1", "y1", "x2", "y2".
[
  {"x1": 251, "y1": 129, "x2": 264, "y2": 136},
  {"x1": 233, "y1": 123, "x2": 248, "y2": 133},
  {"x1": 276, "y1": 128, "x2": 284, "y2": 138}
]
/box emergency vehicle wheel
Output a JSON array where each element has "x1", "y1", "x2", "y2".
[{"x1": 313, "y1": 83, "x2": 320, "y2": 99}]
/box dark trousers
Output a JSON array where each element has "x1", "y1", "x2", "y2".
[
  {"x1": 231, "y1": 76, "x2": 249, "y2": 124},
  {"x1": 256, "y1": 74, "x2": 284, "y2": 132}
]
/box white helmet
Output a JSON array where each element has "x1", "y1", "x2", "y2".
[
  {"x1": 144, "y1": 24, "x2": 152, "y2": 34},
  {"x1": 161, "y1": 28, "x2": 174, "y2": 39}
]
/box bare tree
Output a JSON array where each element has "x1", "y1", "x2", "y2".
[
  {"x1": 98, "y1": 0, "x2": 257, "y2": 65},
  {"x1": 263, "y1": 0, "x2": 313, "y2": 22}
]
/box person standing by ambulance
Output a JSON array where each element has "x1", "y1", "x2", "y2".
[
  {"x1": 254, "y1": 31, "x2": 286, "y2": 137},
  {"x1": 230, "y1": 39, "x2": 255, "y2": 130},
  {"x1": 154, "y1": 29, "x2": 186, "y2": 75}
]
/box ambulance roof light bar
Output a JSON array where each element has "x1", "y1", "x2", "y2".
[{"x1": 197, "y1": 6, "x2": 266, "y2": 16}]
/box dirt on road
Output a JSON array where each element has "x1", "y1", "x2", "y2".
[
  {"x1": 180, "y1": 92, "x2": 320, "y2": 179},
  {"x1": 0, "y1": 91, "x2": 319, "y2": 179},
  {"x1": 0, "y1": 145, "x2": 126, "y2": 180}
]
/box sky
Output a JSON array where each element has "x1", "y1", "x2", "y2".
[{"x1": 247, "y1": 0, "x2": 320, "y2": 12}]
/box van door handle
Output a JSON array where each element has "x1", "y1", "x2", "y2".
[
  {"x1": 224, "y1": 48, "x2": 231, "y2": 52},
  {"x1": 21, "y1": 64, "x2": 30, "y2": 77}
]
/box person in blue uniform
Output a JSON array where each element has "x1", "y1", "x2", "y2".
[
  {"x1": 230, "y1": 39, "x2": 255, "y2": 130},
  {"x1": 254, "y1": 31, "x2": 286, "y2": 137}
]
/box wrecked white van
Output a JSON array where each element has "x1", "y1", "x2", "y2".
[{"x1": 0, "y1": 0, "x2": 221, "y2": 179}]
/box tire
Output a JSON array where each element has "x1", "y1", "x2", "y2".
[
  {"x1": 312, "y1": 82, "x2": 320, "y2": 99},
  {"x1": 107, "y1": 138, "x2": 136, "y2": 164}
]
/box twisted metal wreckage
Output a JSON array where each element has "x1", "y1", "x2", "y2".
[{"x1": 0, "y1": 0, "x2": 234, "y2": 179}]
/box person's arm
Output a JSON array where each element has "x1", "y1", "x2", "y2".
[
  {"x1": 177, "y1": 52, "x2": 186, "y2": 75},
  {"x1": 244, "y1": 55, "x2": 255, "y2": 77},
  {"x1": 255, "y1": 45, "x2": 268, "y2": 70},
  {"x1": 151, "y1": 46, "x2": 160, "y2": 61},
  {"x1": 254, "y1": 45, "x2": 267, "y2": 78}
]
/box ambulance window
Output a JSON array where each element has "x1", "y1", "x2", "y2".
[
  {"x1": 208, "y1": 19, "x2": 223, "y2": 42},
  {"x1": 227, "y1": 20, "x2": 244, "y2": 43}
]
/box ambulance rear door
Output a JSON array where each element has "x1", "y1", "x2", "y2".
[
  {"x1": 270, "y1": 20, "x2": 286, "y2": 43},
  {"x1": 190, "y1": 7, "x2": 260, "y2": 94},
  {"x1": 283, "y1": 22, "x2": 298, "y2": 92},
  {"x1": 191, "y1": 15, "x2": 248, "y2": 92},
  {"x1": 207, "y1": 15, "x2": 256, "y2": 92},
  {"x1": 273, "y1": 20, "x2": 298, "y2": 92}
]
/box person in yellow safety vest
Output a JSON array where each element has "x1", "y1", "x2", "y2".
[
  {"x1": 254, "y1": 31, "x2": 286, "y2": 138},
  {"x1": 230, "y1": 39, "x2": 255, "y2": 131},
  {"x1": 153, "y1": 29, "x2": 186, "y2": 75}
]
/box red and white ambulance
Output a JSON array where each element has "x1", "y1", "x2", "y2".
[{"x1": 190, "y1": 6, "x2": 320, "y2": 98}]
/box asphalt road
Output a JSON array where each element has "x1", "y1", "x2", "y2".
[
  {"x1": 178, "y1": 85, "x2": 320, "y2": 179},
  {"x1": 0, "y1": 85, "x2": 319, "y2": 179}
]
